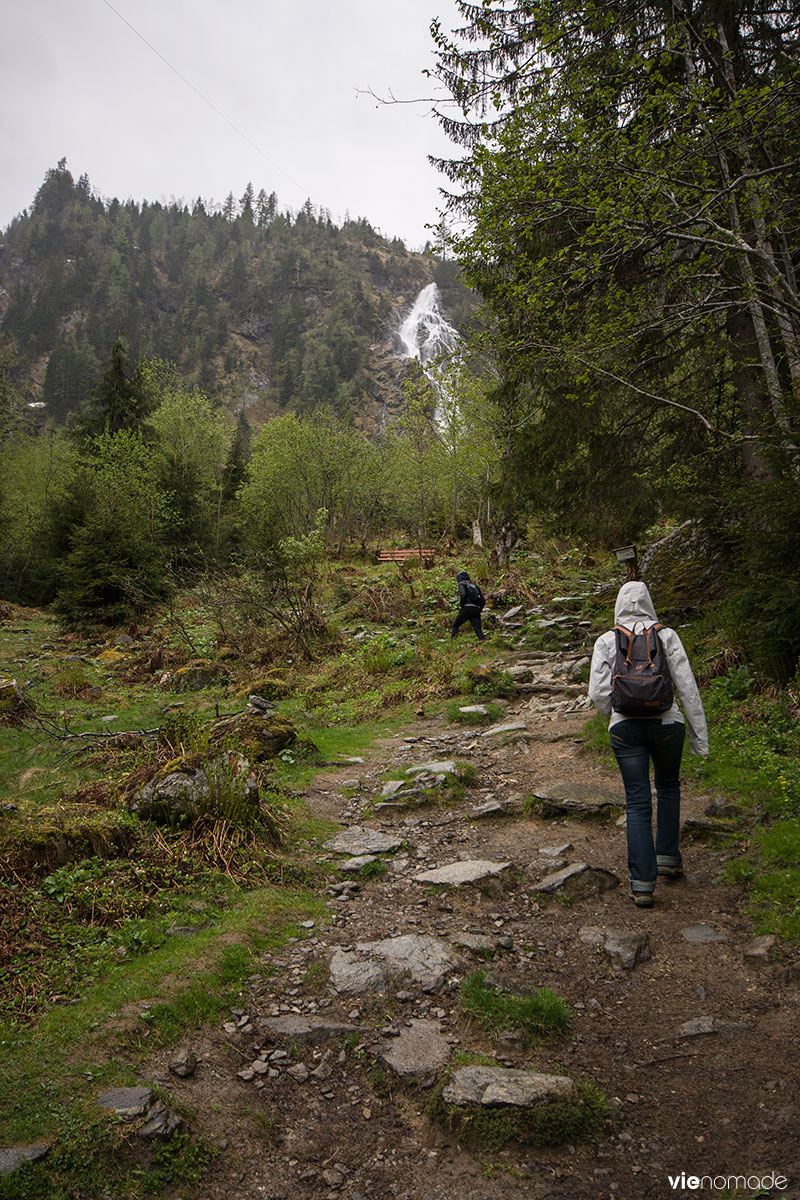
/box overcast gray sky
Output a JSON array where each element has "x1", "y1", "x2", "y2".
[{"x1": 1, "y1": 0, "x2": 463, "y2": 249}]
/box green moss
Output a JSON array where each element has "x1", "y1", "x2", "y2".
[
  {"x1": 427, "y1": 1073, "x2": 608, "y2": 1151},
  {"x1": 459, "y1": 970, "x2": 570, "y2": 1041}
]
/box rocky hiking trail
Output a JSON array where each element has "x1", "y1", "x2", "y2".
[{"x1": 97, "y1": 643, "x2": 799, "y2": 1199}]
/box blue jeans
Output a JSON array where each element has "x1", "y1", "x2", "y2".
[{"x1": 610, "y1": 720, "x2": 686, "y2": 892}]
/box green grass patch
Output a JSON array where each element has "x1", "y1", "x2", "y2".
[
  {"x1": 0, "y1": 883, "x2": 323, "y2": 1144},
  {"x1": 459, "y1": 970, "x2": 570, "y2": 1041},
  {"x1": 445, "y1": 700, "x2": 505, "y2": 725}
]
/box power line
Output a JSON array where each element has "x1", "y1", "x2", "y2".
[{"x1": 102, "y1": 0, "x2": 306, "y2": 197}]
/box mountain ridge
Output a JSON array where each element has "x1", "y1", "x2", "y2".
[{"x1": 0, "y1": 161, "x2": 474, "y2": 429}]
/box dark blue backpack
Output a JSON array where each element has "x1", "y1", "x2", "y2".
[{"x1": 612, "y1": 623, "x2": 673, "y2": 716}]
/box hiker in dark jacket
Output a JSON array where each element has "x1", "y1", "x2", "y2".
[{"x1": 451, "y1": 570, "x2": 487, "y2": 641}]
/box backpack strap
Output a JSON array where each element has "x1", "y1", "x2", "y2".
[{"x1": 614, "y1": 624, "x2": 634, "y2": 665}]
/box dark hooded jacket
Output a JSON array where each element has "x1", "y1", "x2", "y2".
[{"x1": 456, "y1": 570, "x2": 484, "y2": 612}]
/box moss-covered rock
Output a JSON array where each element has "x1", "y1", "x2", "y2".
[
  {"x1": 209, "y1": 712, "x2": 296, "y2": 761},
  {"x1": 174, "y1": 660, "x2": 229, "y2": 691},
  {"x1": 640, "y1": 520, "x2": 729, "y2": 613}
]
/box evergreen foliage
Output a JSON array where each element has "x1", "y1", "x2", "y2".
[{"x1": 0, "y1": 162, "x2": 471, "y2": 424}]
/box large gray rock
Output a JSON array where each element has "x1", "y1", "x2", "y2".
[
  {"x1": 130, "y1": 754, "x2": 259, "y2": 826},
  {"x1": 326, "y1": 827, "x2": 406, "y2": 856},
  {"x1": 413, "y1": 860, "x2": 513, "y2": 888},
  {"x1": 97, "y1": 1086, "x2": 153, "y2": 1118},
  {"x1": 359, "y1": 934, "x2": 462, "y2": 992},
  {"x1": 0, "y1": 1143, "x2": 50, "y2": 1177},
  {"x1": 534, "y1": 862, "x2": 620, "y2": 899},
  {"x1": 529, "y1": 782, "x2": 621, "y2": 818},
  {"x1": 443, "y1": 1065, "x2": 579, "y2": 1109},
  {"x1": 375, "y1": 1019, "x2": 452, "y2": 1077}
]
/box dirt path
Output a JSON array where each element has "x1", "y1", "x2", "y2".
[{"x1": 145, "y1": 650, "x2": 800, "y2": 1200}]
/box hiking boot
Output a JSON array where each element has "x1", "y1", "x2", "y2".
[
  {"x1": 630, "y1": 888, "x2": 654, "y2": 908},
  {"x1": 657, "y1": 859, "x2": 684, "y2": 880}
]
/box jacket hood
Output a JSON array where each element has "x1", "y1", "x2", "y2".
[
  {"x1": 456, "y1": 570, "x2": 470, "y2": 581},
  {"x1": 614, "y1": 581, "x2": 659, "y2": 629}
]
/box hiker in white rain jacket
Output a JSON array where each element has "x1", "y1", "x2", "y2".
[{"x1": 588, "y1": 581, "x2": 708, "y2": 908}]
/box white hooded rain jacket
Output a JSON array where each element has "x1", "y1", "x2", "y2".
[{"x1": 588, "y1": 581, "x2": 709, "y2": 756}]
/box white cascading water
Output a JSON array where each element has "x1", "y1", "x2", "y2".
[
  {"x1": 395, "y1": 282, "x2": 460, "y2": 425},
  {"x1": 396, "y1": 282, "x2": 459, "y2": 369}
]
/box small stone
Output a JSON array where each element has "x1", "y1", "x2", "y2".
[
  {"x1": 168, "y1": 1047, "x2": 197, "y2": 1078},
  {"x1": 322, "y1": 1168, "x2": 345, "y2": 1188},
  {"x1": 603, "y1": 930, "x2": 651, "y2": 970},
  {"x1": 138, "y1": 1103, "x2": 182, "y2": 1142},
  {"x1": 743, "y1": 935, "x2": 778, "y2": 964},
  {"x1": 287, "y1": 1063, "x2": 310, "y2": 1082},
  {"x1": 237, "y1": 1068, "x2": 256, "y2": 1082}
]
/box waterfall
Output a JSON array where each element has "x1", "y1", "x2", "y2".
[{"x1": 396, "y1": 283, "x2": 459, "y2": 369}]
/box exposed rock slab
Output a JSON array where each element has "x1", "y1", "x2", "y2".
[
  {"x1": 443, "y1": 1065, "x2": 579, "y2": 1109},
  {"x1": 533, "y1": 862, "x2": 620, "y2": 899},
  {"x1": 330, "y1": 935, "x2": 461, "y2": 995},
  {"x1": 374, "y1": 1019, "x2": 452, "y2": 1077},
  {"x1": 258, "y1": 1015, "x2": 365, "y2": 1044},
  {"x1": 326, "y1": 827, "x2": 405, "y2": 856},
  {"x1": 529, "y1": 782, "x2": 621, "y2": 818},
  {"x1": 481, "y1": 722, "x2": 528, "y2": 740},
  {"x1": 0, "y1": 1143, "x2": 50, "y2": 1177},
  {"x1": 413, "y1": 860, "x2": 513, "y2": 887},
  {"x1": 449, "y1": 931, "x2": 495, "y2": 956},
  {"x1": 406, "y1": 760, "x2": 457, "y2": 777},
  {"x1": 96, "y1": 1085, "x2": 153, "y2": 1118},
  {"x1": 358, "y1": 934, "x2": 462, "y2": 992},
  {"x1": 329, "y1": 949, "x2": 388, "y2": 995},
  {"x1": 677, "y1": 1016, "x2": 750, "y2": 1038},
  {"x1": 338, "y1": 855, "x2": 377, "y2": 872},
  {"x1": 681, "y1": 924, "x2": 727, "y2": 944}
]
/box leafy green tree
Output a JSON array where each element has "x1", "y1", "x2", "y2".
[
  {"x1": 431, "y1": 0, "x2": 800, "y2": 510},
  {"x1": 0, "y1": 430, "x2": 79, "y2": 604},
  {"x1": 146, "y1": 372, "x2": 233, "y2": 564},
  {"x1": 54, "y1": 429, "x2": 172, "y2": 624}
]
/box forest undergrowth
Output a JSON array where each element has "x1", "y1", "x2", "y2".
[{"x1": 1, "y1": 543, "x2": 799, "y2": 1196}]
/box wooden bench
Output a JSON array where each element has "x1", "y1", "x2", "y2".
[{"x1": 376, "y1": 548, "x2": 435, "y2": 564}]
